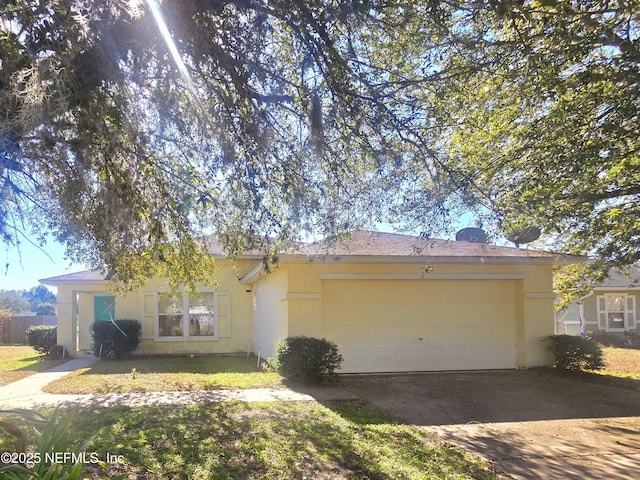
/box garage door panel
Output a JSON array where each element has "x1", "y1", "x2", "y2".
[
  {"x1": 322, "y1": 279, "x2": 517, "y2": 372},
  {"x1": 339, "y1": 346, "x2": 517, "y2": 373}
]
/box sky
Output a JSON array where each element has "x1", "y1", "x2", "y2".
[{"x1": 1, "y1": 236, "x2": 87, "y2": 292}]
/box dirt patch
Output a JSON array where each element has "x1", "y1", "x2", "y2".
[
  {"x1": 339, "y1": 368, "x2": 640, "y2": 426},
  {"x1": 339, "y1": 369, "x2": 640, "y2": 479}
]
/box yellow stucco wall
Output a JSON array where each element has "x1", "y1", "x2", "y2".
[
  {"x1": 54, "y1": 255, "x2": 556, "y2": 371},
  {"x1": 273, "y1": 260, "x2": 556, "y2": 371},
  {"x1": 54, "y1": 259, "x2": 257, "y2": 356}
]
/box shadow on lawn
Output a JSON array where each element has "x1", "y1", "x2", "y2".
[
  {"x1": 12, "y1": 355, "x2": 49, "y2": 369},
  {"x1": 75, "y1": 401, "x2": 497, "y2": 480},
  {"x1": 75, "y1": 354, "x2": 262, "y2": 375},
  {"x1": 11, "y1": 355, "x2": 66, "y2": 373}
]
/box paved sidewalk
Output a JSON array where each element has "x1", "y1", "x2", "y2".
[
  {"x1": 0, "y1": 354, "x2": 356, "y2": 409},
  {"x1": 0, "y1": 353, "x2": 99, "y2": 407}
]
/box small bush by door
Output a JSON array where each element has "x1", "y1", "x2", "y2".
[{"x1": 91, "y1": 319, "x2": 141, "y2": 360}]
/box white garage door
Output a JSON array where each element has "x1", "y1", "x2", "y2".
[{"x1": 322, "y1": 279, "x2": 517, "y2": 373}]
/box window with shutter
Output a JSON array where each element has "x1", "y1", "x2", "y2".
[
  {"x1": 152, "y1": 289, "x2": 229, "y2": 341},
  {"x1": 216, "y1": 291, "x2": 230, "y2": 338},
  {"x1": 626, "y1": 295, "x2": 636, "y2": 330},
  {"x1": 598, "y1": 294, "x2": 637, "y2": 332},
  {"x1": 597, "y1": 296, "x2": 607, "y2": 330},
  {"x1": 142, "y1": 292, "x2": 156, "y2": 339}
]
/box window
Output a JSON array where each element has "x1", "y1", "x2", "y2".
[
  {"x1": 148, "y1": 290, "x2": 230, "y2": 341},
  {"x1": 188, "y1": 291, "x2": 215, "y2": 337},
  {"x1": 158, "y1": 293, "x2": 184, "y2": 337},
  {"x1": 597, "y1": 294, "x2": 636, "y2": 332}
]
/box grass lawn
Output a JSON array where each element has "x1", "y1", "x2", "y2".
[
  {"x1": 0, "y1": 401, "x2": 499, "y2": 480},
  {"x1": 43, "y1": 355, "x2": 285, "y2": 394},
  {"x1": 0, "y1": 345, "x2": 67, "y2": 386},
  {"x1": 597, "y1": 347, "x2": 640, "y2": 380}
]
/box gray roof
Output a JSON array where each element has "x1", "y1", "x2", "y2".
[
  {"x1": 595, "y1": 265, "x2": 640, "y2": 289},
  {"x1": 39, "y1": 269, "x2": 109, "y2": 285},
  {"x1": 39, "y1": 230, "x2": 584, "y2": 285},
  {"x1": 299, "y1": 230, "x2": 578, "y2": 261}
]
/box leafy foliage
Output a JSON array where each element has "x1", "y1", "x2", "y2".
[
  {"x1": 22, "y1": 286, "x2": 56, "y2": 314},
  {"x1": 0, "y1": 1, "x2": 638, "y2": 299},
  {"x1": 0, "y1": 291, "x2": 30, "y2": 315},
  {"x1": 0, "y1": 286, "x2": 56, "y2": 316},
  {"x1": 544, "y1": 334, "x2": 605, "y2": 371},
  {"x1": 0, "y1": 408, "x2": 123, "y2": 480},
  {"x1": 274, "y1": 336, "x2": 343, "y2": 383},
  {"x1": 424, "y1": 1, "x2": 640, "y2": 302},
  {"x1": 90, "y1": 319, "x2": 141, "y2": 360},
  {"x1": 34, "y1": 302, "x2": 55, "y2": 316},
  {"x1": 25, "y1": 325, "x2": 57, "y2": 354}
]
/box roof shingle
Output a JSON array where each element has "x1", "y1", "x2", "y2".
[{"x1": 39, "y1": 230, "x2": 584, "y2": 285}]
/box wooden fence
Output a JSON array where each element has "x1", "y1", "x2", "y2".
[{"x1": 0, "y1": 316, "x2": 57, "y2": 345}]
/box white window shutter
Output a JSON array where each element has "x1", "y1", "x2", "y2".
[
  {"x1": 142, "y1": 292, "x2": 157, "y2": 339},
  {"x1": 626, "y1": 295, "x2": 636, "y2": 330},
  {"x1": 216, "y1": 291, "x2": 231, "y2": 338},
  {"x1": 597, "y1": 296, "x2": 607, "y2": 330}
]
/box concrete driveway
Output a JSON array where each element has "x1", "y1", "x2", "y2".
[{"x1": 339, "y1": 369, "x2": 640, "y2": 479}]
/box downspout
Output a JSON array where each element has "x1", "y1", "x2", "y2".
[{"x1": 579, "y1": 291, "x2": 595, "y2": 335}]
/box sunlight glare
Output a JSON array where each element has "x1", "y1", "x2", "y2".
[
  {"x1": 146, "y1": 0, "x2": 192, "y2": 84},
  {"x1": 145, "y1": 0, "x2": 208, "y2": 121}
]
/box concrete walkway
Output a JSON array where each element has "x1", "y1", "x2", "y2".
[
  {"x1": 0, "y1": 354, "x2": 356, "y2": 409},
  {"x1": 0, "y1": 353, "x2": 99, "y2": 407}
]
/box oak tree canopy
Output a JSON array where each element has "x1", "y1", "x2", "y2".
[{"x1": 1, "y1": 0, "x2": 638, "y2": 299}]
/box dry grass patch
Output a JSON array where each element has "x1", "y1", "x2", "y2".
[
  {"x1": 599, "y1": 347, "x2": 640, "y2": 380},
  {"x1": 43, "y1": 355, "x2": 284, "y2": 394},
  {"x1": 0, "y1": 345, "x2": 67, "y2": 386}
]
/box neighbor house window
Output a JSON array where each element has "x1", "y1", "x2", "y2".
[
  {"x1": 597, "y1": 294, "x2": 636, "y2": 332},
  {"x1": 147, "y1": 290, "x2": 230, "y2": 341}
]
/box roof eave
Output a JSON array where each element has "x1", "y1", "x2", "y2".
[
  {"x1": 39, "y1": 278, "x2": 110, "y2": 287},
  {"x1": 238, "y1": 263, "x2": 268, "y2": 285},
  {"x1": 280, "y1": 253, "x2": 586, "y2": 265}
]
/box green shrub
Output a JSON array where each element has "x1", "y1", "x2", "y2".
[
  {"x1": 592, "y1": 332, "x2": 625, "y2": 348},
  {"x1": 274, "y1": 336, "x2": 343, "y2": 383},
  {"x1": 0, "y1": 408, "x2": 126, "y2": 479},
  {"x1": 25, "y1": 325, "x2": 57, "y2": 354},
  {"x1": 624, "y1": 331, "x2": 640, "y2": 348},
  {"x1": 544, "y1": 334, "x2": 605, "y2": 371},
  {"x1": 90, "y1": 319, "x2": 141, "y2": 360}
]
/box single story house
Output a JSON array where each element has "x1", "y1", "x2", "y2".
[
  {"x1": 556, "y1": 265, "x2": 640, "y2": 337},
  {"x1": 40, "y1": 230, "x2": 583, "y2": 373}
]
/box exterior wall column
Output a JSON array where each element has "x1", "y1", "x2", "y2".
[
  {"x1": 520, "y1": 263, "x2": 556, "y2": 367},
  {"x1": 522, "y1": 293, "x2": 556, "y2": 366},
  {"x1": 516, "y1": 268, "x2": 557, "y2": 368},
  {"x1": 78, "y1": 292, "x2": 94, "y2": 351},
  {"x1": 515, "y1": 280, "x2": 526, "y2": 368},
  {"x1": 55, "y1": 287, "x2": 77, "y2": 356},
  {"x1": 284, "y1": 264, "x2": 324, "y2": 339}
]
